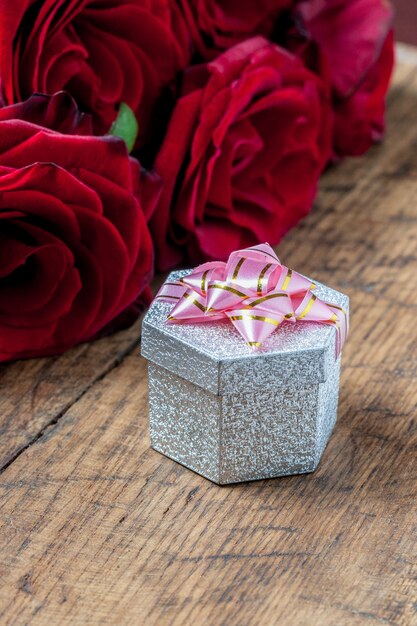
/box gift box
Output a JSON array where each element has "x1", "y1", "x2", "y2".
[{"x1": 141, "y1": 246, "x2": 349, "y2": 484}]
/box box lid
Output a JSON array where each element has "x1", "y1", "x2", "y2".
[{"x1": 141, "y1": 270, "x2": 349, "y2": 396}]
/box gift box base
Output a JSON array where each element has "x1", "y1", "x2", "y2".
[{"x1": 148, "y1": 358, "x2": 341, "y2": 485}]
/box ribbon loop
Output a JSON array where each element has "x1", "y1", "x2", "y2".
[{"x1": 156, "y1": 244, "x2": 348, "y2": 357}]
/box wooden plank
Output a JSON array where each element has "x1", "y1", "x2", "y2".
[
  {"x1": 396, "y1": 43, "x2": 417, "y2": 65},
  {"x1": 0, "y1": 321, "x2": 140, "y2": 471},
  {"x1": 0, "y1": 53, "x2": 416, "y2": 625},
  {"x1": 0, "y1": 272, "x2": 165, "y2": 471}
]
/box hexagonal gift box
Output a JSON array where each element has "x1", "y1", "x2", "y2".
[{"x1": 141, "y1": 270, "x2": 349, "y2": 485}]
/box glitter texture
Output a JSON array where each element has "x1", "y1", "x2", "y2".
[{"x1": 142, "y1": 270, "x2": 349, "y2": 484}]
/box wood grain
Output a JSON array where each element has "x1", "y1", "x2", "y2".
[
  {"x1": 0, "y1": 320, "x2": 141, "y2": 471},
  {"x1": 0, "y1": 47, "x2": 416, "y2": 626}
]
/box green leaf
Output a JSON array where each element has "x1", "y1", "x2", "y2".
[{"x1": 109, "y1": 103, "x2": 138, "y2": 153}]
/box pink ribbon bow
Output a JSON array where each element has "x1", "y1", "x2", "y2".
[{"x1": 156, "y1": 244, "x2": 348, "y2": 357}]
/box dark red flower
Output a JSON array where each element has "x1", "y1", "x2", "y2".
[
  {"x1": 179, "y1": 0, "x2": 293, "y2": 59},
  {"x1": 150, "y1": 37, "x2": 332, "y2": 270},
  {"x1": 332, "y1": 30, "x2": 394, "y2": 156},
  {"x1": 0, "y1": 0, "x2": 191, "y2": 137},
  {"x1": 0, "y1": 92, "x2": 155, "y2": 362},
  {"x1": 293, "y1": 0, "x2": 395, "y2": 156}
]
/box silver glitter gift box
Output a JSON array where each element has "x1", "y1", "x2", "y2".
[{"x1": 141, "y1": 270, "x2": 349, "y2": 485}]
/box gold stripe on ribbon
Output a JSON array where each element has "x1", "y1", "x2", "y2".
[
  {"x1": 184, "y1": 292, "x2": 206, "y2": 312},
  {"x1": 257, "y1": 263, "x2": 272, "y2": 294},
  {"x1": 247, "y1": 341, "x2": 261, "y2": 347},
  {"x1": 201, "y1": 270, "x2": 209, "y2": 295},
  {"x1": 229, "y1": 314, "x2": 281, "y2": 326},
  {"x1": 156, "y1": 294, "x2": 180, "y2": 300},
  {"x1": 232, "y1": 257, "x2": 245, "y2": 281},
  {"x1": 328, "y1": 313, "x2": 340, "y2": 332},
  {"x1": 207, "y1": 284, "x2": 248, "y2": 298},
  {"x1": 330, "y1": 304, "x2": 347, "y2": 314},
  {"x1": 281, "y1": 268, "x2": 292, "y2": 291},
  {"x1": 248, "y1": 292, "x2": 289, "y2": 308},
  {"x1": 296, "y1": 294, "x2": 316, "y2": 320},
  {"x1": 328, "y1": 304, "x2": 348, "y2": 334},
  {"x1": 284, "y1": 313, "x2": 294, "y2": 319},
  {"x1": 163, "y1": 282, "x2": 183, "y2": 288},
  {"x1": 250, "y1": 247, "x2": 279, "y2": 262},
  {"x1": 329, "y1": 303, "x2": 348, "y2": 326}
]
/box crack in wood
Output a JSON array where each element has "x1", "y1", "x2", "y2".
[{"x1": 0, "y1": 337, "x2": 140, "y2": 476}]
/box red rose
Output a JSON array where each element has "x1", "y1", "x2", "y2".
[
  {"x1": 0, "y1": 92, "x2": 155, "y2": 362},
  {"x1": 150, "y1": 37, "x2": 332, "y2": 270},
  {"x1": 295, "y1": 0, "x2": 394, "y2": 156},
  {"x1": 332, "y1": 31, "x2": 394, "y2": 156},
  {"x1": 179, "y1": 0, "x2": 293, "y2": 59},
  {"x1": 0, "y1": 0, "x2": 191, "y2": 136}
]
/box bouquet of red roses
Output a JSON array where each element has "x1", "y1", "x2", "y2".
[{"x1": 0, "y1": 0, "x2": 394, "y2": 362}]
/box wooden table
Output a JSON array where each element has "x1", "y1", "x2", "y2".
[{"x1": 1, "y1": 47, "x2": 416, "y2": 626}]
